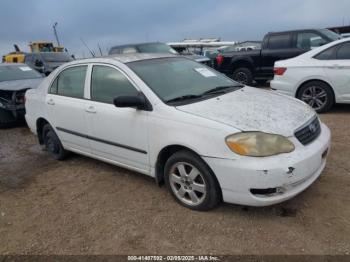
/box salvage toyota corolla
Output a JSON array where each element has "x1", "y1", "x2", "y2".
[{"x1": 25, "y1": 54, "x2": 331, "y2": 211}]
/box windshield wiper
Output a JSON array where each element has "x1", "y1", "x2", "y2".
[
  {"x1": 201, "y1": 85, "x2": 243, "y2": 96},
  {"x1": 165, "y1": 94, "x2": 203, "y2": 104}
]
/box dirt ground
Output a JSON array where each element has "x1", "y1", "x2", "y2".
[{"x1": 0, "y1": 105, "x2": 349, "y2": 255}]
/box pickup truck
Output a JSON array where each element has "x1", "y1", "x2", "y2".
[{"x1": 214, "y1": 29, "x2": 342, "y2": 85}]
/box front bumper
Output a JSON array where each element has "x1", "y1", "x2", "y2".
[{"x1": 203, "y1": 123, "x2": 331, "y2": 206}]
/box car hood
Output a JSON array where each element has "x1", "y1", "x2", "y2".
[
  {"x1": 176, "y1": 87, "x2": 316, "y2": 137},
  {"x1": 0, "y1": 78, "x2": 43, "y2": 91}
]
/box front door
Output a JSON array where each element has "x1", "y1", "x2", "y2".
[{"x1": 85, "y1": 64, "x2": 150, "y2": 173}]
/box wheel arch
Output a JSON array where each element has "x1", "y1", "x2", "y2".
[
  {"x1": 155, "y1": 144, "x2": 222, "y2": 197},
  {"x1": 296, "y1": 79, "x2": 336, "y2": 102},
  {"x1": 36, "y1": 117, "x2": 50, "y2": 144},
  {"x1": 230, "y1": 58, "x2": 254, "y2": 72}
]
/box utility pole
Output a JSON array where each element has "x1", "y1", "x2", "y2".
[{"x1": 53, "y1": 22, "x2": 61, "y2": 46}]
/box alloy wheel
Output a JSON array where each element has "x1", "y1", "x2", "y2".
[
  {"x1": 301, "y1": 85, "x2": 328, "y2": 111},
  {"x1": 169, "y1": 162, "x2": 207, "y2": 206}
]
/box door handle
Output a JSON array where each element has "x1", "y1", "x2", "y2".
[
  {"x1": 85, "y1": 106, "x2": 97, "y2": 113},
  {"x1": 47, "y1": 99, "x2": 55, "y2": 105}
]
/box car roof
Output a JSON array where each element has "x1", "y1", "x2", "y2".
[
  {"x1": 267, "y1": 28, "x2": 325, "y2": 35},
  {"x1": 67, "y1": 53, "x2": 178, "y2": 66},
  {"x1": 110, "y1": 53, "x2": 177, "y2": 63}
]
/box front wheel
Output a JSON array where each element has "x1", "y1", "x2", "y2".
[
  {"x1": 42, "y1": 124, "x2": 68, "y2": 160},
  {"x1": 164, "y1": 151, "x2": 221, "y2": 211},
  {"x1": 297, "y1": 81, "x2": 334, "y2": 113}
]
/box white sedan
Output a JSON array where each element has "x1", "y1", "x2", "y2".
[
  {"x1": 25, "y1": 54, "x2": 331, "y2": 210},
  {"x1": 271, "y1": 38, "x2": 350, "y2": 112}
]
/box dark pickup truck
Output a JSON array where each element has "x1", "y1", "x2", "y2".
[{"x1": 214, "y1": 29, "x2": 341, "y2": 85}]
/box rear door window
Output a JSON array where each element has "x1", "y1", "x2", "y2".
[
  {"x1": 336, "y1": 42, "x2": 350, "y2": 59},
  {"x1": 53, "y1": 66, "x2": 87, "y2": 98},
  {"x1": 267, "y1": 34, "x2": 292, "y2": 49}
]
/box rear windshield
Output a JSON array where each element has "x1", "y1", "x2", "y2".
[
  {"x1": 40, "y1": 53, "x2": 73, "y2": 62},
  {"x1": 0, "y1": 65, "x2": 42, "y2": 82}
]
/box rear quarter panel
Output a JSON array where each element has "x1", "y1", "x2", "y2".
[{"x1": 25, "y1": 77, "x2": 51, "y2": 134}]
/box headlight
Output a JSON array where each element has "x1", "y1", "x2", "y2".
[{"x1": 226, "y1": 132, "x2": 295, "y2": 157}]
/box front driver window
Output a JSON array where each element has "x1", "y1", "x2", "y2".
[
  {"x1": 91, "y1": 65, "x2": 139, "y2": 104},
  {"x1": 55, "y1": 66, "x2": 87, "y2": 98},
  {"x1": 297, "y1": 32, "x2": 328, "y2": 50}
]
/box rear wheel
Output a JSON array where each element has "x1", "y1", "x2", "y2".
[
  {"x1": 164, "y1": 151, "x2": 221, "y2": 211},
  {"x1": 42, "y1": 124, "x2": 68, "y2": 160},
  {"x1": 297, "y1": 81, "x2": 334, "y2": 113},
  {"x1": 232, "y1": 67, "x2": 253, "y2": 85}
]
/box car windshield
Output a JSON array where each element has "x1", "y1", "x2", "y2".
[
  {"x1": 319, "y1": 29, "x2": 342, "y2": 41},
  {"x1": 40, "y1": 52, "x2": 73, "y2": 62},
  {"x1": 128, "y1": 57, "x2": 242, "y2": 103},
  {"x1": 137, "y1": 43, "x2": 178, "y2": 54},
  {"x1": 0, "y1": 65, "x2": 42, "y2": 82}
]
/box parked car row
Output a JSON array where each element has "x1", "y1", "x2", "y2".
[
  {"x1": 2, "y1": 28, "x2": 347, "y2": 211},
  {"x1": 214, "y1": 28, "x2": 342, "y2": 85}
]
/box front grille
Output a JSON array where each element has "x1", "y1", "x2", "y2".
[{"x1": 294, "y1": 117, "x2": 321, "y2": 145}]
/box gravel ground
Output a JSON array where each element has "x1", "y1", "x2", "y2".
[{"x1": 0, "y1": 104, "x2": 349, "y2": 255}]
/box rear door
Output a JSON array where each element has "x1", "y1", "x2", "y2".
[
  {"x1": 260, "y1": 33, "x2": 300, "y2": 78},
  {"x1": 46, "y1": 65, "x2": 91, "y2": 152}
]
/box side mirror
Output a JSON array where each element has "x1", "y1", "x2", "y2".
[{"x1": 113, "y1": 94, "x2": 152, "y2": 111}]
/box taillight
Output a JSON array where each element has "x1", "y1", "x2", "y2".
[
  {"x1": 216, "y1": 54, "x2": 224, "y2": 67},
  {"x1": 274, "y1": 67, "x2": 287, "y2": 75}
]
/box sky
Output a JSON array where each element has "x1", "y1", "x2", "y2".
[{"x1": 0, "y1": 0, "x2": 350, "y2": 58}]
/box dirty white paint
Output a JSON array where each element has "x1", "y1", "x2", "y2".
[
  {"x1": 25, "y1": 54, "x2": 331, "y2": 207},
  {"x1": 177, "y1": 86, "x2": 316, "y2": 137}
]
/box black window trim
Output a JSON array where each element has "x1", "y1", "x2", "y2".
[{"x1": 313, "y1": 42, "x2": 350, "y2": 60}]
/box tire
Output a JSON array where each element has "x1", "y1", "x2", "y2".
[
  {"x1": 164, "y1": 150, "x2": 221, "y2": 211},
  {"x1": 232, "y1": 67, "x2": 253, "y2": 85},
  {"x1": 42, "y1": 124, "x2": 68, "y2": 160},
  {"x1": 297, "y1": 81, "x2": 334, "y2": 113}
]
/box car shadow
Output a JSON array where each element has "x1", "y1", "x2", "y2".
[{"x1": 324, "y1": 103, "x2": 350, "y2": 114}]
